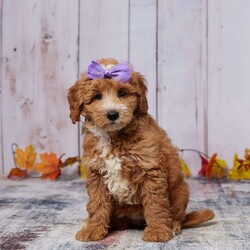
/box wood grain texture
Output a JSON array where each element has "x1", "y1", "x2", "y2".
[
  {"x1": 129, "y1": 0, "x2": 157, "y2": 119},
  {"x1": 79, "y1": 0, "x2": 129, "y2": 72},
  {"x1": 0, "y1": 0, "x2": 3, "y2": 173},
  {"x1": 1, "y1": 1, "x2": 250, "y2": 175},
  {"x1": 157, "y1": 0, "x2": 207, "y2": 173},
  {"x1": 207, "y1": 0, "x2": 250, "y2": 165},
  {"x1": 1, "y1": 0, "x2": 79, "y2": 174},
  {"x1": 78, "y1": 0, "x2": 130, "y2": 155}
]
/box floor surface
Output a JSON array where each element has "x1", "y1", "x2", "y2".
[{"x1": 0, "y1": 176, "x2": 249, "y2": 250}]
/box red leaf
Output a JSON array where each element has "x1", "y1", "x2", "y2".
[
  {"x1": 198, "y1": 154, "x2": 208, "y2": 176},
  {"x1": 206, "y1": 153, "x2": 218, "y2": 179},
  {"x1": 8, "y1": 168, "x2": 28, "y2": 179}
]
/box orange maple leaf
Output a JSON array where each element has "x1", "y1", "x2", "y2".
[
  {"x1": 8, "y1": 168, "x2": 28, "y2": 179},
  {"x1": 14, "y1": 145, "x2": 37, "y2": 170},
  {"x1": 206, "y1": 153, "x2": 218, "y2": 179},
  {"x1": 35, "y1": 153, "x2": 61, "y2": 180}
]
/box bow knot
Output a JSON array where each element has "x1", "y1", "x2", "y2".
[
  {"x1": 104, "y1": 70, "x2": 112, "y2": 78},
  {"x1": 86, "y1": 61, "x2": 132, "y2": 82}
]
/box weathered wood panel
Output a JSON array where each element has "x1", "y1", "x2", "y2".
[
  {"x1": 157, "y1": 0, "x2": 207, "y2": 173},
  {"x1": 129, "y1": 0, "x2": 157, "y2": 119},
  {"x1": 0, "y1": 0, "x2": 3, "y2": 173},
  {"x1": 1, "y1": 0, "x2": 79, "y2": 174},
  {"x1": 78, "y1": 0, "x2": 129, "y2": 153},
  {"x1": 1, "y1": 1, "x2": 250, "y2": 176},
  {"x1": 208, "y1": 1, "x2": 250, "y2": 165},
  {"x1": 79, "y1": 0, "x2": 129, "y2": 72}
]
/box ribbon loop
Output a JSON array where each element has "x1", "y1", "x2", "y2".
[{"x1": 86, "y1": 61, "x2": 131, "y2": 82}]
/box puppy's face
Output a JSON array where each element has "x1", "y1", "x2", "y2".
[
  {"x1": 67, "y1": 59, "x2": 148, "y2": 132},
  {"x1": 80, "y1": 79, "x2": 139, "y2": 132}
]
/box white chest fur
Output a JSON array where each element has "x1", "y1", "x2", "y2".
[
  {"x1": 103, "y1": 157, "x2": 134, "y2": 204},
  {"x1": 88, "y1": 126, "x2": 135, "y2": 204},
  {"x1": 88, "y1": 126, "x2": 110, "y2": 157}
]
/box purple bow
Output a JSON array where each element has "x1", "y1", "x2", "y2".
[{"x1": 86, "y1": 61, "x2": 132, "y2": 82}]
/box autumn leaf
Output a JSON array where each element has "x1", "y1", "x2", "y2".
[
  {"x1": 228, "y1": 154, "x2": 242, "y2": 180},
  {"x1": 198, "y1": 154, "x2": 208, "y2": 176},
  {"x1": 211, "y1": 158, "x2": 228, "y2": 179},
  {"x1": 59, "y1": 156, "x2": 80, "y2": 168},
  {"x1": 228, "y1": 154, "x2": 250, "y2": 180},
  {"x1": 14, "y1": 145, "x2": 37, "y2": 170},
  {"x1": 8, "y1": 168, "x2": 28, "y2": 179},
  {"x1": 206, "y1": 153, "x2": 218, "y2": 179},
  {"x1": 79, "y1": 162, "x2": 86, "y2": 179},
  {"x1": 35, "y1": 153, "x2": 61, "y2": 180},
  {"x1": 35, "y1": 153, "x2": 60, "y2": 173},
  {"x1": 242, "y1": 161, "x2": 250, "y2": 171},
  {"x1": 198, "y1": 153, "x2": 227, "y2": 179},
  {"x1": 40, "y1": 169, "x2": 61, "y2": 180},
  {"x1": 180, "y1": 159, "x2": 191, "y2": 177}
]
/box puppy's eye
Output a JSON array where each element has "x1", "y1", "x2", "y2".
[
  {"x1": 118, "y1": 90, "x2": 126, "y2": 97},
  {"x1": 92, "y1": 92, "x2": 102, "y2": 100}
]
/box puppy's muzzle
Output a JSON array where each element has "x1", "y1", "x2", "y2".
[{"x1": 107, "y1": 110, "x2": 119, "y2": 121}]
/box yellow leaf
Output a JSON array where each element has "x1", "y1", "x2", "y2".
[
  {"x1": 227, "y1": 154, "x2": 250, "y2": 180},
  {"x1": 244, "y1": 148, "x2": 250, "y2": 160},
  {"x1": 79, "y1": 162, "x2": 86, "y2": 179},
  {"x1": 227, "y1": 154, "x2": 241, "y2": 180},
  {"x1": 215, "y1": 158, "x2": 227, "y2": 168},
  {"x1": 180, "y1": 159, "x2": 191, "y2": 177},
  {"x1": 211, "y1": 158, "x2": 227, "y2": 179},
  {"x1": 14, "y1": 145, "x2": 37, "y2": 170},
  {"x1": 211, "y1": 159, "x2": 226, "y2": 179}
]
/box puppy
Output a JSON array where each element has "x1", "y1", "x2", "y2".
[{"x1": 67, "y1": 58, "x2": 215, "y2": 242}]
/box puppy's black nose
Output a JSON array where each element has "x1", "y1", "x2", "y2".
[{"x1": 107, "y1": 110, "x2": 119, "y2": 121}]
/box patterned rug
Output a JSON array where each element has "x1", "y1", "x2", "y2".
[{"x1": 0, "y1": 176, "x2": 249, "y2": 250}]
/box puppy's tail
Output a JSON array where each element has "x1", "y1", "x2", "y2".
[{"x1": 182, "y1": 209, "x2": 215, "y2": 229}]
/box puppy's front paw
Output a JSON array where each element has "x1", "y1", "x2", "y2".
[
  {"x1": 142, "y1": 225, "x2": 173, "y2": 242},
  {"x1": 75, "y1": 226, "x2": 107, "y2": 242}
]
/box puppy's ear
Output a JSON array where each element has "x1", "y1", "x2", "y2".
[
  {"x1": 130, "y1": 72, "x2": 148, "y2": 115},
  {"x1": 67, "y1": 80, "x2": 84, "y2": 124}
]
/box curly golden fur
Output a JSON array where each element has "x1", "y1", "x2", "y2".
[{"x1": 67, "y1": 58, "x2": 215, "y2": 242}]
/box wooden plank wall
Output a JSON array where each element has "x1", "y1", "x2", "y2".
[
  {"x1": 158, "y1": 0, "x2": 208, "y2": 171},
  {"x1": 208, "y1": 0, "x2": 250, "y2": 166},
  {"x1": 0, "y1": 0, "x2": 2, "y2": 174},
  {"x1": 1, "y1": 0, "x2": 250, "y2": 175},
  {"x1": 1, "y1": 0, "x2": 79, "y2": 174}
]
